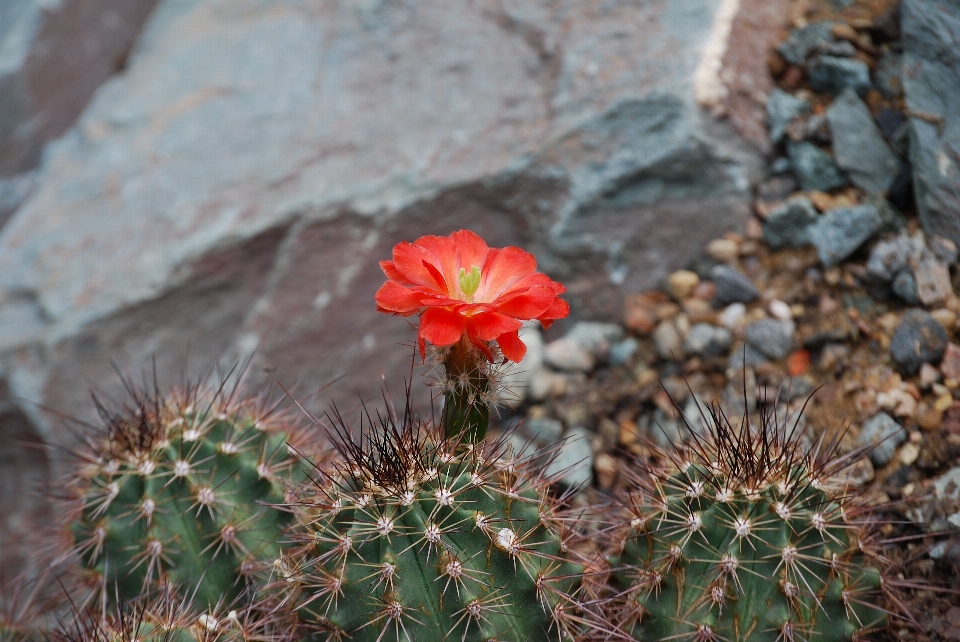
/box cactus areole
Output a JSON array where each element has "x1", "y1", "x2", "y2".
[
  {"x1": 609, "y1": 401, "x2": 889, "y2": 642},
  {"x1": 375, "y1": 229, "x2": 568, "y2": 442}
]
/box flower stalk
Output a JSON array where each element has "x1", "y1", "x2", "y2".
[{"x1": 442, "y1": 336, "x2": 490, "y2": 442}]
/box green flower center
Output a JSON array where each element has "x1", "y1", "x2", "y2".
[{"x1": 458, "y1": 265, "x2": 482, "y2": 301}]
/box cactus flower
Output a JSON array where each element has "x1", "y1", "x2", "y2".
[{"x1": 376, "y1": 229, "x2": 568, "y2": 363}]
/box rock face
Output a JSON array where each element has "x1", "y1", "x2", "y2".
[
  {"x1": 0, "y1": 0, "x2": 782, "y2": 565},
  {"x1": 0, "y1": 0, "x2": 159, "y2": 176},
  {"x1": 902, "y1": 0, "x2": 960, "y2": 246}
]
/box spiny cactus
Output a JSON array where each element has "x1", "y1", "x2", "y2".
[
  {"x1": 277, "y1": 398, "x2": 600, "y2": 642},
  {"x1": 64, "y1": 373, "x2": 309, "y2": 608},
  {"x1": 606, "y1": 398, "x2": 892, "y2": 642}
]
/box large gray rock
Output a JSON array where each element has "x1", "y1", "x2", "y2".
[
  {"x1": 902, "y1": 0, "x2": 960, "y2": 247},
  {"x1": 0, "y1": 0, "x2": 766, "y2": 451},
  {"x1": 826, "y1": 88, "x2": 902, "y2": 195},
  {"x1": 0, "y1": 0, "x2": 159, "y2": 176}
]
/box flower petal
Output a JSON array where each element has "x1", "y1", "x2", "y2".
[
  {"x1": 496, "y1": 330, "x2": 527, "y2": 363},
  {"x1": 419, "y1": 307, "x2": 467, "y2": 358},
  {"x1": 414, "y1": 234, "x2": 459, "y2": 297},
  {"x1": 379, "y1": 260, "x2": 409, "y2": 285},
  {"x1": 375, "y1": 281, "x2": 424, "y2": 315},
  {"x1": 393, "y1": 241, "x2": 447, "y2": 292},
  {"x1": 494, "y1": 286, "x2": 558, "y2": 320},
  {"x1": 477, "y1": 246, "x2": 538, "y2": 301},
  {"x1": 466, "y1": 324, "x2": 496, "y2": 363},
  {"x1": 468, "y1": 312, "x2": 523, "y2": 342},
  {"x1": 537, "y1": 297, "x2": 570, "y2": 329},
  {"x1": 450, "y1": 229, "x2": 490, "y2": 274}
]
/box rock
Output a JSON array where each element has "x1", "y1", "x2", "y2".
[
  {"x1": 0, "y1": 172, "x2": 36, "y2": 231},
  {"x1": 766, "y1": 89, "x2": 810, "y2": 144},
  {"x1": 762, "y1": 196, "x2": 818, "y2": 249},
  {"x1": 817, "y1": 40, "x2": 857, "y2": 57},
  {"x1": 0, "y1": 0, "x2": 766, "y2": 454},
  {"x1": 499, "y1": 325, "x2": 544, "y2": 405},
  {"x1": 890, "y1": 309, "x2": 948, "y2": 374},
  {"x1": 769, "y1": 299, "x2": 792, "y2": 321},
  {"x1": 777, "y1": 21, "x2": 836, "y2": 65},
  {"x1": 521, "y1": 415, "x2": 564, "y2": 445},
  {"x1": 653, "y1": 319, "x2": 685, "y2": 361},
  {"x1": 710, "y1": 264, "x2": 760, "y2": 306},
  {"x1": 940, "y1": 343, "x2": 960, "y2": 381},
  {"x1": 744, "y1": 318, "x2": 795, "y2": 361},
  {"x1": 683, "y1": 323, "x2": 733, "y2": 358},
  {"x1": 726, "y1": 342, "x2": 770, "y2": 368},
  {"x1": 913, "y1": 254, "x2": 953, "y2": 306},
  {"x1": 807, "y1": 204, "x2": 883, "y2": 267},
  {"x1": 564, "y1": 321, "x2": 625, "y2": 361},
  {"x1": 0, "y1": 0, "x2": 159, "y2": 175},
  {"x1": 719, "y1": 302, "x2": 747, "y2": 328},
  {"x1": 705, "y1": 239, "x2": 739, "y2": 263},
  {"x1": 930, "y1": 235, "x2": 958, "y2": 264},
  {"x1": 892, "y1": 270, "x2": 920, "y2": 304},
  {"x1": 787, "y1": 141, "x2": 848, "y2": 192},
  {"x1": 858, "y1": 411, "x2": 906, "y2": 466},
  {"x1": 544, "y1": 337, "x2": 595, "y2": 373},
  {"x1": 873, "y1": 51, "x2": 904, "y2": 98},
  {"x1": 902, "y1": 0, "x2": 960, "y2": 248},
  {"x1": 876, "y1": 108, "x2": 908, "y2": 143},
  {"x1": 864, "y1": 195, "x2": 908, "y2": 234},
  {"x1": 867, "y1": 234, "x2": 922, "y2": 281},
  {"x1": 609, "y1": 337, "x2": 639, "y2": 366},
  {"x1": 544, "y1": 427, "x2": 593, "y2": 489},
  {"x1": 808, "y1": 56, "x2": 872, "y2": 96},
  {"x1": 826, "y1": 88, "x2": 902, "y2": 195},
  {"x1": 668, "y1": 270, "x2": 700, "y2": 301},
  {"x1": 933, "y1": 467, "x2": 960, "y2": 502}
]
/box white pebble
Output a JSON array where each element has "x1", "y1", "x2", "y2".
[{"x1": 769, "y1": 299, "x2": 793, "y2": 321}]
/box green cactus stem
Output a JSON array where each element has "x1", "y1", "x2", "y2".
[{"x1": 442, "y1": 338, "x2": 491, "y2": 443}]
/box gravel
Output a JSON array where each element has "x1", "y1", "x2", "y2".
[
  {"x1": 889, "y1": 309, "x2": 948, "y2": 373},
  {"x1": 710, "y1": 264, "x2": 760, "y2": 305},
  {"x1": 858, "y1": 412, "x2": 906, "y2": 466},
  {"x1": 808, "y1": 204, "x2": 883, "y2": 267}
]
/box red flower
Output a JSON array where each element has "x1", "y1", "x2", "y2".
[{"x1": 376, "y1": 230, "x2": 569, "y2": 363}]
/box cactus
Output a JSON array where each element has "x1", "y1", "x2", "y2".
[
  {"x1": 606, "y1": 398, "x2": 891, "y2": 642},
  {"x1": 65, "y1": 375, "x2": 308, "y2": 608},
  {"x1": 277, "y1": 399, "x2": 599, "y2": 642}
]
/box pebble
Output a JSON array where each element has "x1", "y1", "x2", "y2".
[
  {"x1": 544, "y1": 337, "x2": 595, "y2": 372},
  {"x1": 692, "y1": 280, "x2": 717, "y2": 300},
  {"x1": 872, "y1": 50, "x2": 903, "y2": 98},
  {"x1": 594, "y1": 453, "x2": 617, "y2": 490},
  {"x1": 889, "y1": 309, "x2": 948, "y2": 374},
  {"x1": 608, "y1": 337, "x2": 639, "y2": 366},
  {"x1": 623, "y1": 292, "x2": 664, "y2": 334},
  {"x1": 653, "y1": 319, "x2": 685, "y2": 360},
  {"x1": 683, "y1": 323, "x2": 733, "y2": 358},
  {"x1": 915, "y1": 404, "x2": 944, "y2": 431},
  {"x1": 807, "y1": 204, "x2": 883, "y2": 268},
  {"x1": 499, "y1": 325, "x2": 544, "y2": 405},
  {"x1": 522, "y1": 416, "x2": 564, "y2": 445},
  {"x1": 787, "y1": 141, "x2": 848, "y2": 193},
  {"x1": 565, "y1": 321, "x2": 625, "y2": 360},
  {"x1": 766, "y1": 89, "x2": 811, "y2": 144},
  {"x1": 899, "y1": 442, "x2": 920, "y2": 466},
  {"x1": 892, "y1": 269, "x2": 919, "y2": 304},
  {"x1": 769, "y1": 299, "x2": 793, "y2": 321},
  {"x1": 932, "y1": 467, "x2": 960, "y2": 502},
  {"x1": 763, "y1": 197, "x2": 818, "y2": 249},
  {"x1": 930, "y1": 235, "x2": 958, "y2": 264},
  {"x1": 919, "y1": 363, "x2": 942, "y2": 388},
  {"x1": 719, "y1": 303, "x2": 747, "y2": 329},
  {"x1": 866, "y1": 234, "x2": 920, "y2": 281},
  {"x1": 808, "y1": 55, "x2": 872, "y2": 96},
  {"x1": 777, "y1": 21, "x2": 836, "y2": 65},
  {"x1": 706, "y1": 239, "x2": 739, "y2": 263},
  {"x1": 711, "y1": 265, "x2": 760, "y2": 306},
  {"x1": 668, "y1": 270, "x2": 700, "y2": 300},
  {"x1": 839, "y1": 457, "x2": 875, "y2": 487},
  {"x1": 544, "y1": 427, "x2": 594, "y2": 489},
  {"x1": 826, "y1": 87, "x2": 902, "y2": 195},
  {"x1": 858, "y1": 411, "x2": 906, "y2": 466},
  {"x1": 940, "y1": 343, "x2": 960, "y2": 381},
  {"x1": 913, "y1": 254, "x2": 953, "y2": 306},
  {"x1": 744, "y1": 319, "x2": 796, "y2": 361},
  {"x1": 682, "y1": 297, "x2": 715, "y2": 324}
]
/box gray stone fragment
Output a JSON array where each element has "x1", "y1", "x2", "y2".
[
  {"x1": 564, "y1": 321, "x2": 625, "y2": 361},
  {"x1": 744, "y1": 319, "x2": 795, "y2": 361},
  {"x1": 787, "y1": 141, "x2": 848, "y2": 192},
  {"x1": 913, "y1": 253, "x2": 953, "y2": 305},
  {"x1": 726, "y1": 342, "x2": 770, "y2": 369},
  {"x1": 866, "y1": 234, "x2": 922, "y2": 281},
  {"x1": 818, "y1": 40, "x2": 857, "y2": 57},
  {"x1": 763, "y1": 196, "x2": 818, "y2": 249},
  {"x1": 545, "y1": 427, "x2": 593, "y2": 489},
  {"x1": 857, "y1": 412, "x2": 905, "y2": 466},
  {"x1": 521, "y1": 416, "x2": 564, "y2": 446},
  {"x1": 826, "y1": 88, "x2": 902, "y2": 195},
  {"x1": 777, "y1": 21, "x2": 836, "y2": 65},
  {"x1": 653, "y1": 319, "x2": 684, "y2": 361},
  {"x1": 933, "y1": 467, "x2": 960, "y2": 502},
  {"x1": 766, "y1": 89, "x2": 810, "y2": 144},
  {"x1": 872, "y1": 51, "x2": 903, "y2": 98},
  {"x1": 903, "y1": 0, "x2": 960, "y2": 247},
  {"x1": 864, "y1": 195, "x2": 908, "y2": 234},
  {"x1": 710, "y1": 265, "x2": 760, "y2": 306},
  {"x1": 683, "y1": 323, "x2": 733, "y2": 358},
  {"x1": 808, "y1": 56, "x2": 872, "y2": 96},
  {"x1": 608, "y1": 337, "x2": 638, "y2": 366},
  {"x1": 892, "y1": 270, "x2": 920, "y2": 304},
  {"x1": 808, "y1": 204, "x2": 883, "y2": 267},
  {"x1": 544, "y1": 337, "x2": 595, "y2": 372},
  {"x1": 929, "y1": 235, "x2": 958, "y2": 264},
  {"x1": 889, "y1": 309, "x2": 948, "y2": 374}
]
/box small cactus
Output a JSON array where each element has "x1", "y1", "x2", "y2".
[
  {"x1": 64, "y1": 375, "x2": 308, "y2": 608},
  {"x1": 607, "y1": 398, "x2": 891, "y2": 642},
  {"x1": 278, "y1": 400, "x2": 597, "y2": 642}
]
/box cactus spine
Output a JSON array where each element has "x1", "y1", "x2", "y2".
[
  {"x1": 607, "y1": 400, "x2": 889, "y2": 642},
  {"x1": 66, "y1": 379, "x2": 306, "y2": 608},
  {"x1": 279, "y1": 403, "x2": 594, "y2": 642}
]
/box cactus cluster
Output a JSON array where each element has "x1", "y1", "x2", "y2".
[
  {"x1": 277, "y1": 403, "x2": 596, "y2": 642},
  {"x1": 65, "y1": 378, "x2": 307, "y2": 608},
  {"x1": 606, "y1": 401, "x2": 890, "y2": 642}
]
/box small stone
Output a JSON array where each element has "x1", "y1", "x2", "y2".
[
  {"x1": 839, "y1": 457, "x2": 875, "y2": 487},
  {"x1": 919, "y1": 363, "x2": 942, "y2": 388},
  {"x1": 682, "y1": 297, "x2": 715, "y2": 324},
  {"x1": 609, "y1": 337, "x2": 639, "y2": 366},
  {"x1": 545, "y1": 427, "x2": 593, "y2": 489},
  {"x1": 889, "y1": 309, "x2": 948, "y2": 374},
  {"x1": 522, "y1": 416, "x2": 564, "y2": 445},
  {"x1": 933, "y1": 467, "x2": 960, "y2": 502},
  {"x1": 831, "y1": 22, "x2": 860, "y2": 42},
  {"x1": 892, "y1": 269, "x2": 920, "y2": 304},
  {"x1": 623, "y1": 293, "x2": 663, "y2": 335},
  {"x1": 916, "y1": 404, "x2": 944, "y2": 431},
  {"x1": 544, "y1": 338, "x2": 595, "y2": 372},
  {"x1": 766, "y1": 89, "x2": 811, "y2": 144},
  {"x1": 653, "y1": 319, "x2": 685, "y2": 360},
  {"x1": 763, "y1": 197, "x2": 818, "y2": 249},
  {"x1": 683, "y1": 323, "x2": 733, "y2": 358},
  {"x1": 710, "y1": 265, "x2": 760, "y2": 306},
  {"x1": 668, "y1": 270, "x2": 700, "y2": 300},
  {"x1": 818, "y1": 40, "x2": 858, "y2": 57},
  {"x1": 565, "y1": 322, "x2": 625, "y2": 361},
  {"x1": 826, "y1": 88, "x2": 902, "y2": 195},
  {"x1": 899, "y1": 442, "x2": 920, "y2": 466},
  {"x1": 872, "y1": 51, "x2": 903, "y2": 98},
  {"x1": 719, "y1": 303, "x2": 747, "y2": 329},
  {"x1": 744, "y1": 319, "x2": 796, "y2": 361},
  {"x1": 692, "y1": 280, "x2": 717, "y2": 300},
  {"x1": 808, "y1": 56, "x2": 872, "y2": 96},
  {"x1": 932, "y1": 308, "x2": 957, "y2": 332},
  {"x1": 867, "y1": 234, "x2": 921, "y2": 281},
  {"x1": 778, "y1": 21, "x2": 836, "y2": 65},
  {"x1": 706, "y1": 239, "x2": 739, "y2": 263},
  {"x1": 930, "y1": 235, "x2": 958, "y2": 264},
  {"x1": 940, "y1": 343, "x2": 960, "y2": 381},
  {"x1": 808, "y1": 204, "x2": 883, "y2": 267},
  {"x1": 769, "y1": 299, "x2": 793, "y2": 321},
  {"x1": 913, "y1": 255, "x2": 953, "y2": 306},
  {"x1": 618, "y1": 418, "x2": 640, "y2": 447},
  {"x1": 787, "y1": 141, "x2": 848, "y2": 193},
  {"x1": 808, "y1": 190, "x2": 834, "y2": 212},
  {"x1": 594, "y1": 453, "x2": 617, "y2": 490},
  {"x1": 858, "y1": 411, "x2": 906, "y2": 466}
]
